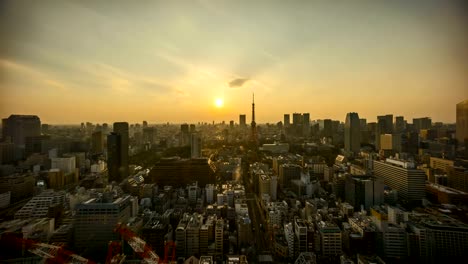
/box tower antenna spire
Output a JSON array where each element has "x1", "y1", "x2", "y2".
[{"x1": 251, "y1": 92, "x2": 257, "y2": 145}]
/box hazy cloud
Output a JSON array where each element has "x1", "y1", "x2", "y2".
[{"x1": 228, "y1": 78, "x2": 249, "y2": 88}]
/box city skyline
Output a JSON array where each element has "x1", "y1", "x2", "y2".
[{"x1": 1, "y1": 0, "x2": 467, "y2": 124}]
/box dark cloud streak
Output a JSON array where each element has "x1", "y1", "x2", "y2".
[{"x1": 228, "y1": 78, "x2": 249, "y2": 88}]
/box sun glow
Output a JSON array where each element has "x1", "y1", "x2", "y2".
[{"x1": 215, "y1": 98, "x2": 224, "y2": 108}]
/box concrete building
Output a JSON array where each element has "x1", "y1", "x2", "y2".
[
  {"x1": 141, "y1": 217, "x2": 168, "y2": 258},
  {"x1": 190, "y1": 132, "x2": 202, "y2": 158},
  {"x1": 382, "y1": 223, "x2": 408, "y2": 259},
  {"x1": 303, "y1": 113, "x2": 310, "y2": 137},
  {"x1": 186, "y1": 214, "x2": 203, "y2": 256},
  {"x1": 0, "y1": 173, "x2": 35, "y2": 201},
  {"x1": 270, "y1": 175, "x2": 278, "y2": 201},
  {"x1": 142, "y1": 127, "x2": 157, "y2": 145},
  {"x1": 74, "y1": 195, "x2": 133, "y2": 259},
  {"x1": 237, "y1": 216, "x2": 252, "y2": 247},
  {"x1": 205, "y1": 184, "x2": 214, "y2": 204},
  {"x1": 413, "y1": 117, "x2": 431, "y2": 132},
  {"x1": 407, "y1": 213, "x2": 468, "y2": 261},
  {"x1": 112, "y1": 122, "x2": 129, "y2": 181},
  {"x1": 318, "y1": 221, "x2": 342, "y2": 257},
  {"x1": 2, "y1": 115, "x2": 41, "y2": 146},
  {"x1": 91, "y1": 131, "x2": 104, "y2": 153},
  {"x1": 395, "y1": 116, "x2": 405, "y2": 133},
  {"x1": 15, "y1": 189, "x2": 67, "y2": 219},
  {"x1": 51, "y1": 156, "x2": 76, "y2": 174},
  {"x1": 345, "y1": 175, "x2": 384, "y2": 210},
  {"x1": 295, "y1": 218, "x2": 308, "y2": 255},
  {"x1": 279, "y1": 164, "x2": 302, "y2": 189},
  {"x1": 0, "y1": 191, "x2": 10, "y2": 208},
  {"x1": 259, "y1": 174, "x2": 271, "y2": 197},
  {"x1": 345, "y1": 112, "x2": 361, "y2": 153},
  {"x1": 0, "y1": 141, "x2": 15, "y2": 164},
  {"x1": 200, "y1": 224, "x2": 209, "y2": 255},
  {"x1": 239, "y1": 114, "x2": 246, "y2": 127},
  {"x1": 456, "y1": 100, "x2": 468, "y2": 145},
  {"x1": 284, "y1": 222, "x2": 295, "y2": 259},
  {"x1": 25, "y1": 135, "x2": 50, "y2": 157},
  {"x1": 429, "y1": 157, "x2": 454, "y2": 173},
  {"x1": 379, "y1": 134, "x2": 393, "y2": 151},
  {"x1": 215, "y1": 219, "x2": 224, "y2": 256},
  {"x1": 284, "y1": 114, "x2": 291, "y2": 127},
  {"x1": 447, "y1": 165, "x2": 468, "y2": 192},
  {"x1": 374, "y1": 159, "x2": 426, "y2": 205},
  {"x1": 107, "y1": 133, "x2": 122, "y2": 183},
  {"x1": 176, "y1": 214, "x2": 190, "y2": 258}
]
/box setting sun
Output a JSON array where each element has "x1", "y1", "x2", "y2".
[{"x1": 215, "y1": 98, "x2": 224, "y2": 108}]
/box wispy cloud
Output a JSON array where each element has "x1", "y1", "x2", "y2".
[
  {"x1": 0, "y1": 58, "x2": 70, "y2": 92},
  {"x1": 228, "y1": 78, "x2": 249, "y2": 88}
]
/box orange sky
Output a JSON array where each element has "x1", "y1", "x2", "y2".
[{"x1": 1, "y1": 0, "x2": 467, "y2": 124}]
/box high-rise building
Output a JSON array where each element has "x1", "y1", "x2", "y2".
[
  {"x1": 456, "y1": 100, "x2": 468, "y2": 145},
  {"x1": 2, "y1": 115, "x2": 41, "y2": 146},
  {"x1": 270, "y1": 175, "x2": 278, "y2": 201},
  {"x1": 295, "y1": 218, "x2": 308, "y2": 256},
  {"x1": 25, "y1": 135, "x2": 50, "y2": 157},
  {"x1": 205, "y1": 184, "x2": 214, "y2": 204},
  {"x1": 239, "y1": 114, "x2": 246, "y2": 127},
  {"x1": 374, "y1": 159, "x2": 426, "y2": 204},
  {"x1": 0, "y1": 173, "x2": 35, "y2": 201},
  {"x1": 51, "y1": 156, "x2": 76, "y2": 174},
  {"x1": 143, "y1": 127, "x2": 156, "y2": 145},
  {"x1": 377, "y1": 115, "x2": 393, "y2": 134},
  {"x1": 279, "y1": 164, "x2": 301, "y2": 188},
  {"x1": 190, "y1": 132, "x2": 202, "y2": 158},
  {"x1": 413, "y1": 117, "x2": 431, "y2": 132},
  {"x1": 107, "y1": 133, "x2": 122, "y2": 183},
  {"x1": 186, "y1": 214, "x2": 202, "y2": 256},
  {"x1": 91, "y1": 131, "x2": 104, "y2": 153},
  {"x1": 112, "y1": 122, "x2": 129, "y2": 180},
  {"x1": 284, "y1": 114, "x2": 291, "y2": 127},
  {"x1": 292, "y1": 113, "x2": 302, "y2": 126},
  {"x1": 395, "y1": 116, "x2": 405, "y2": 133},
  {"x1": 237, "y1": 216, "x2": 252, "y2": 247},
  {"x1": 344, "y1": 175, "x2": 384, "y2": 210},
  {"x1": 303, "y1": 113, "x2": 310, "y2": 137},
  {"x1": 318, "y1": 221, "x2": 342, "y2": 257},
  {"x1": 15, "y1": 189, "x2": 67, "y2": 219},
  {"x1": 322, "y1": 119, "x2": 332, "y2": 138},
  {"x1": 176, "y1": 214, "x2": 189, "y2": 258},
  {"x1": 284, "y1": 222, "x2": 295, "y2": 259},
  {"x1": 200, "y1": 224, "x2": 209, "y2": 255},
  {"x1": 345, "y1": 112, "x2": 361, "y2": 153},
  {"x1": 406, "y1": 213, "x2": 468, "y2": 262},
  {"x1": 447, "y1": 166, "x2": 468, "y2": 192},
  {"x1": 74, "y1": 195, "x2": 133, "y2": 258},
  {"x1": 215, "y1": 219, "x2": 224, "y2": 256},
  {"x1": 141, "y1": 218, "x2": 168, "y2": 258},
  {"x1": 0, "y1": 141, "x2": 15, "y2": 164}
]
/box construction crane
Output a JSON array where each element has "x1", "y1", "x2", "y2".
[
  {"x1": 114, "y1": 224, "x2": 160, "y2": 264},
  {"x1": 162, "y1": 241, "x2": 176, "y2": 264},
  {"x1": 106, "y1": 241, "x2": 125, "y2": 264},
  {"x1": 2, "y1": 233, "x2": 94, "y2": 264}
]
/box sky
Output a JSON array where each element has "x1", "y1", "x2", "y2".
[{"x1": 0, "y1": 0, "x2": 467, "y2": 124}]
